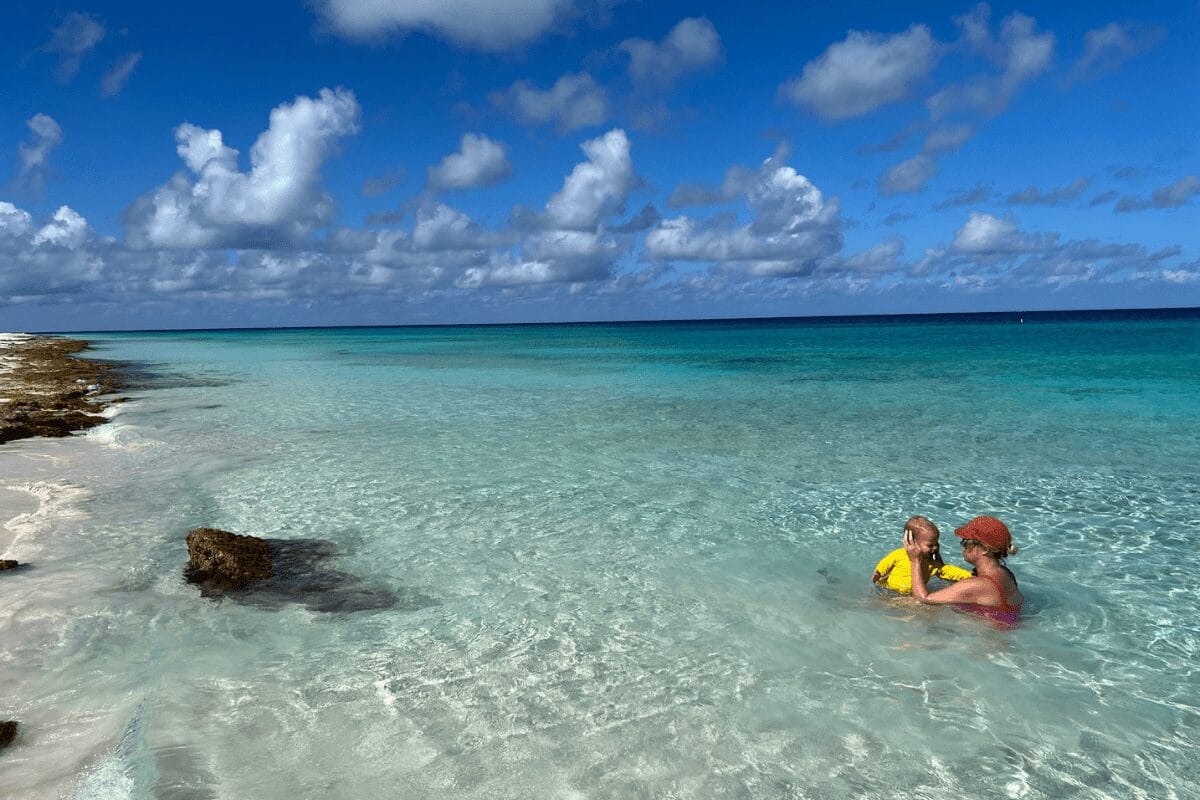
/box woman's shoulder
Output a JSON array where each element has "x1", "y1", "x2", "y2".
[{"x1": 984, "y1": 567, "x2": 1022, "y2": 608}]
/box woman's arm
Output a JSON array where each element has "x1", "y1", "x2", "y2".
[{"x1": 903, "y1": 530, "x2": 990, "y2": 605}]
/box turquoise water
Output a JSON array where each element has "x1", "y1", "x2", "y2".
[{"x1": 2, "y1": 312, "x2": 1198, "y2": 799}]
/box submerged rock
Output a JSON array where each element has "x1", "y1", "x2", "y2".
[
  {"x1": 184, "y1": 527, "x2": 272, "y2": 592},
  {"x1": 184, "y1": 529, "x2": 430, "y2": 613},
  {"x1": 0, "y1": 720, "x2": 17, "y2": 749}
]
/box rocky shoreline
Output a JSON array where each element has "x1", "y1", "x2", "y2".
[{"x1": 0, "y1": 334, "x2": 126, "y2": 445}]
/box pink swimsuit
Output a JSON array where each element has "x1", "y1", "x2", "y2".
[{"x1": 954, "y1": 572, "x2": 1020, "y2": 627}]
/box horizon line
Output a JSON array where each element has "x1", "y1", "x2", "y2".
[{"x1": 28, "y1": 304, "x2": 1200, "y2": 336}]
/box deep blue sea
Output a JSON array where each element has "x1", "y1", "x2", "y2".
[{"x1": 2, "y1": 310, "x2": 1198, "y2": 799}]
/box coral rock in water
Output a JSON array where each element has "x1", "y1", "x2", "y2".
[{"x1": 184, "y1": 527, "x2": 272, "y2": 592}]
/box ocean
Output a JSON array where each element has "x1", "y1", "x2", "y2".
[{"x1": 2, "y1": 310, "x2": 1198, "y2": 799}]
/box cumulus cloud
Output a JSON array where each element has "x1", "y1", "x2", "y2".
[
  {"x1": 1064, "y1": 22, "x2": 1162, "y2": 86},
  {"x1": 100, "y1": 52, "x2": 143, "y2": 97},
  {"x1": 1088, "y1": 190, "x2": 1118, "y2": 207},
  {"x1": 428, "y1": 133, "x2": 512, "y2": 190},
  {"x1": 0, "y1": 203, "x2": 103, "y2": 300},
  {"x1": 1007, "y1": 177, "x2": 1090, "y2": 206},
  {"x1": 1115, "y1": 176, "x2": 1200, "y2": 213},
  {"x1": 125, "y1": 88, "x2": 361, "y2": 249},
  {"x1": 781, "y1": 24, "x2": 939, "y2": 120},
  {"x1": 880, "y1": 154, "x2": 937, "y2": 195},
  {"x1": 842, "y1": 238, "x2": 905, "y2": 275},
  {"x1": 14, "y1": 114, "x2": 64, "y2": 196},
  {"x1": 646, "y1": 151, "x2": 843, "y2": 276},
  {"x1": 621, "y1": 17, "x2": 721, "y2": 88},
  {"x1": 950, "y1": 212, "x2": 1054, "y2": 254},
  {"x1": 490, "y1": 72, "x2": 608, "y2": 132},
  {"x1": 312, "y1": 0, "x2": 582, "y2": 51},
  {"x1": 0, "y1": 202, "x2": 35, "y2": 238},
  {"x1": 42, "y1": 11, "x2": 105, "y2": 81},
  {"x1": 448, "y1": 129, "x2": 638, "y2": 288},
  {"x1": 545, "y1": 129, "x2": 638, "y2": 230},
  {"x1": 410, "y1": 203, "x2": 497, "y2": 252},
  {"x1": 904, "y1": 210, "x2": 1185, "y2": 293}
]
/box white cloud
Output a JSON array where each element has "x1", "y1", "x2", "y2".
[
  {"x1": 842, "y1": 238, "x2": 904, "y2": 275},
  {"x1": 621, "y1": 17, "x2": 721, "y2": 88},
  {"x1": 125, "y1": 88, "x2": 361, "y2": 249},
  {"x1": 951, "y1": 212, "x2": 1053, "y2": 254},
  {"x1": 427, "y1": 133, "x2": 512, "y2": 190},
  {"x1": 646, "y1": 152, "x2": 843, "y2": 276},
  {"x1": 42, "y1": 11, "x2": 105, "y2": 81},
  {"x1": 0, "y1": 203, "x2": 102, "y2": 300},
  {"x1": 411, "y1": 203, "x2": 496, "y2": 252},
  {"x1": 313, "y1": 0, "x2": 576, "y2": 51},
  {"x1": 14, "y1": 113, "x2": 64, "y2": 196},
  {"x1": 490, "y1": 72, "x2": 608, "y2": 132},
  {"x1": 1064, "y1": 22, "x2": 1161, "y2": 86},
  {"x1": 952, "y1": 212, "x2": 1018, "y2": 253},
  {"x1": 32, "y1": 206, "x2": 90, "y2": 249},
  {"x1": 880, "y1": 155, "x2": 937, "y2": 195},
  {"x1": 451, "y1": 128, "x2": 636, "y2": 287},
  {"x1": 100, "y1": 52, "x2": 143, "y2": 97},
  {"x1": 461, "y1": 230, "x2": 616, "y2": 288},
  {"x1": 0, "y1": 202, "x2": 35, "y2": 238},
  {"x1": 545, "y1": 129, "x2": 637, "y2": 230},
  {"x1": 781, "y1": 25, "x2": 939, "y2": 120}
]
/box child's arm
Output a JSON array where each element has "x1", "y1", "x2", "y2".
[
  {"x1": 933, "y1": 563, "x2": 973, "y2": 582},
  {"x1": 872, "y1": 552, "x2": 898, "y2": 585}
]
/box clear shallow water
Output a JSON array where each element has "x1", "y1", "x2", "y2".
[{"x1": 2, "y1": 312, "x2": 1199, "y2": 799}]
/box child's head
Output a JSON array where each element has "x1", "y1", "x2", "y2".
[{"x1": 904, "y1": 515, "x2": 941, "y2": 557}]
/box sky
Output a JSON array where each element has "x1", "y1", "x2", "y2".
[{"x1": 1, "y1": 0, "x2": 1198, "y2": 330}]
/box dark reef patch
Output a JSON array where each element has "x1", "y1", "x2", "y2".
[
  {"x1": 0, "y1": 336, "x2": 127, "y2": 445},
  {"x1": 0, "y1": 720, "x2": 17, "y2": 749},
  {"x1": 185, "y1": 528, "x2": 431, "y2": 613}
]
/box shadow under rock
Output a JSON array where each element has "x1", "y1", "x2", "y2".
[{"x1": 202, "y1": 538, "x2": 437, "y2": 614}]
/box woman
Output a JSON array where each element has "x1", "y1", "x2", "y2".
[{"x1": 903, "y1": 515, "x2": 1023, "y2": 626}]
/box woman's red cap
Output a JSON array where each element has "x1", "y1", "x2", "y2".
[{"x1": 955, "y1": 515, "x2": 1012, "y2": 552}]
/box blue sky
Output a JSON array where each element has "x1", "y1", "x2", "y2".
[{"x1": 1, "y1": 1, "x2": 1197, "y2": 330}]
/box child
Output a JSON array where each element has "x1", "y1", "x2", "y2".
[{"x1": 873, "y1": 515, "x2": 971, "y2": 595}]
